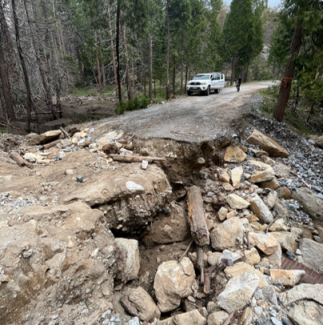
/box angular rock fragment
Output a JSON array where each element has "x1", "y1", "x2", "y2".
[
  {"x1": 271, "y1": 232, "x2": 298, "y2": 254},
  {"x1": 270, "y1": 269, "x2": 305, "y2": 287},
  {"x1": 250, "y1": 195, "x2": 274, "y2": 223},
  {"x1": 226, "y1": 193, "x2": 250, "y2": 210},
  {"x1": 207, "y1": 311, "x2": 229, "y2": 325},
  {"x1": 299, "y1": 238, "x2": 323, "y2": 274},
  {"x1": 246, "y1": 129, "x2": 289, "y2": 157},
  {"x1": 292, "y1": 187, "x2": 323, "y2": 220},
  {"x1": 121, "y1": 287, "x2": 160, "y2": 322},
  {"x1": 154, "y1": 257, "x2": 195, "y2": 312},
  {"x1": 217, "y1": 272, "x2": 260, "y2": 313},
  {"x1": 249, "y1": 232, "x2": 279, "y2": 255},
  {"x1": 211, "y1": 217, "x2": 245, "y2": 250},
  {"x1": 115, "y1": 238, "x2": 140, "y2": 282},
  {"x1": 231, "y1": 166, "x2": 243, "y2": 187},
  {"x1": 224, "y1": 146, "x2": 247, "y2": 163}
]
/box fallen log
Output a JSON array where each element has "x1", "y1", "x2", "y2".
[
  {"x1": 187, "y1": 186, "x2": 210, "y2": 246},
  {"x1": 109, "y1": 154, "x2": 166, "y2": 163},
  {"x1": 43, "y1": 139, "x2": 61, "y2": 150},
  {"x1": 10, "y1": 152, "x2": 33, "y2": 169}
]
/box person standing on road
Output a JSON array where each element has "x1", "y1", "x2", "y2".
[{"x1": 236, "y1": 75, "x2": 242, "y2": 92}]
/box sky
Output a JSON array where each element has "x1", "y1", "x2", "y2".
[{"x1": 225, "y1": 0, "x2": 282, "y2": 7}]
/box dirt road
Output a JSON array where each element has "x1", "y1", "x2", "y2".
[{"x1": 93, "y1": 81, "x2": 275, "y2": 142}]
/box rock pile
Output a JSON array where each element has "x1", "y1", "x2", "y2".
[{"x1": 0, "y1": 123, "x2": 323, "y2": 325}]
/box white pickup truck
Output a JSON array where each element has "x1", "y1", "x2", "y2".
[{"x1": 186, "y1": 72, "x2": 225, "y2": 96}]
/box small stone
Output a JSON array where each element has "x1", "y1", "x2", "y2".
[
  {"x1": 220, "y1": 173, "x2": 230, "y2": 183},
  {"x1": 254, "y1": 306, "x2": 263, "y2": 315},
  {"x1": 276, "y1": 187, "x2": 292, "y2": 200},
  {"x1": 65, "y1": 169, "x2": 74, "y2": 175},
  {"x1": 198, "y1": 157, "x2": 205, "y2": 164},
  {"x1": 295, "y1": 249, "x2": 302, "y2": 255},
  {"x1": 231, "y1": 167, "x2": 244, "y2": 187},
  {"x1": 286, "y1": 251, "x2": 296, "y2": 260},
  {"x1": 226, "y1": 194, "x2": 250, "y2": 210},
  {"x1": 76, "y1": 176, "x2": 83, "y2": 183},
  {"x1": 141, "y1": 160, "x2": 148, "y2": 170},
  {"x1": 271, "y1": 317, "x2": 282, "y2": 325},
  {"x1": 58, "y1": 151, "x2": 66, "y2": 160},
  {"x1": 217, "y1": 207, "x2": 228, "y2": 221}
]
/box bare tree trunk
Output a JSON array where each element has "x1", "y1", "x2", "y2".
[
  {"x1": 273, "y1": 21, "x2": 303, "y2": 122},
  {"x1": 116, "y1": 0, "x2": 122, "y2": 102},
  {"x1": 172, "y1": 59, "x2": 175, "y2": 95},
  {"x1": 149, "y1": 35, "x2": 153, "y2": 100},
  {"x1": 132, "y1": 61, "x2": 135, "y2": 94},
  {"x1": 0, "y1": 4, "x2": 15, "y2": 121},
  {"x1": 102, "y1": 64, "x2": 106, "y2": 88},
  {"x1": 26, "y1": 0, "x2": 56, "y2": 120},
  {"x1": 76, "y1": 46, "x2": 86, "y2": 86},
  {"x1": 121, "y1": 12, "x2": 132, "y2": 100},
  {"x1": 166, "y1": 0, "x2": 170, "y2": 100},
  {"x1": 108, "y1": 5, "x2": 118, "y2": 96},
  {"x1": 154, "y1": 78, "x2": 156, "y2": 98},
  {"x1": 12, "y1": 0, "x2": 32, "y2": 131},
  {"x1": 95, "y1": 33, "x2": 102, "y2": 91},
  {"x1": 185, "y1": 66, "x2": 188, "y2": 91},
  {"x1": 180, "y1": 31, "x2": 184, "y2": 95}
]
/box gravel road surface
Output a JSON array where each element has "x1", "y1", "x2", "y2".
[{"x1": 93, "y1": 81, "x2": 275, "y2": 142}]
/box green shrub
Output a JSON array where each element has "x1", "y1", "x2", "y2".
[{"x1": 115, "y1": 96, "x2": 150, "y2": 115}]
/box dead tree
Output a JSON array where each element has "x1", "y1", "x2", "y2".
[
  {"x1": 149, "y1": 35, "x2": 153, "y2": 100},
  {"x1": 273, "y1": 21, "x2": 303, "y2": 122},
  {"x1": 116, "y1": 0, "x2": 122, "y2": 102},
  {"x1": 121, "y1": 12, "x2": 132, "y2": 100},
  {"x1": 166, "y1": 0, "x2": 170, "y2": 100}
]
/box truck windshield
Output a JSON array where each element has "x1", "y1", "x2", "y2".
[{"x1": 193, "y1": 75, "x2": 210, "y2": 80}]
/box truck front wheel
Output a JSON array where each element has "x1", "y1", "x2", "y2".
[
  {"x1": 204, "y1": 86, "x2": 210, "y2": 96},
  {"x1": 187, "y1": 91, "x2": 192, "y2": 96}
]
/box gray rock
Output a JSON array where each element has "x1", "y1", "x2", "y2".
[
  {"x1": 299, "y1": 239, "x2": 323, "y2": 274},
  {"x1": 292, "y1": 187, "x2": 323, "y2": 220},
  {"x1": 254, "y1": 306, "x2": 263, "y2": 315},
  {"x1": 250, "y1": 194, "x2": 274, "y2": 223},
  {"x1": 262, "y1": 285, "x2": 278, "y2": 306},
  {"x1": 217, "y1": 272, "x2": 259, "y2": 313},
  {"x1": 254, "y1": 288, "x2": 264, "y2": 300},
  {"x1": 271, "y1": 318, "x2": 282, "y2": 325},
  {"x1": 128, "y1": 318, "x2": 140, "y2": 325},
  {"x1": 287, "y1": 300, "x2": 323, "y2": 325},
  {"x1": 58, "y1": 151, "x2": 66, "y2": 160},
  {"x1": 76, "y1": 176, "x2": 83, "y2": 183}
]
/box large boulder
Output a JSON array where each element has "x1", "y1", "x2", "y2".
[
  {"x1": 292, "y1": 187, "x2": 323, "y2": 220},
  {"x1": 120, "y1": 286, "x2": 160, "y2": 322},
  {"x1": 154, "y1": 257, "x2": 195, "y2": 312},
  {"x1": 115, "y1": 238, "x2": 140, "y2": 282},
  {"x1": 299, "y1": 238, "x2": 323, "y2": 274},
  {"x1": 287, "y1": 300, "x2": 323, "y2": 325},
  {"x1": 142, "y1": 202, "x2": 190, "y2": 246},
  {"x1": 217, "y1": 272, "x2": 259, "y2": 313},
  {"x1": 27, "y1": 130, "x2": 62, "y2": 145},
  {"x1": 211, "y1": 217, "x2": 246, "y2": 251},
  {"x1": 279, "y1": 283, "x2": 323, "y2": 306},
  {"x1": 280, "y1": 284, "x2": 323, "y2": 325},
  {"x1": 246, "y1": 129, "x2": 289, "y2": 157}
]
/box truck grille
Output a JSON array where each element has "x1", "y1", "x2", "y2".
[{"x1": 190, "y1": 82, "x2": 201, "y2": 85}]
